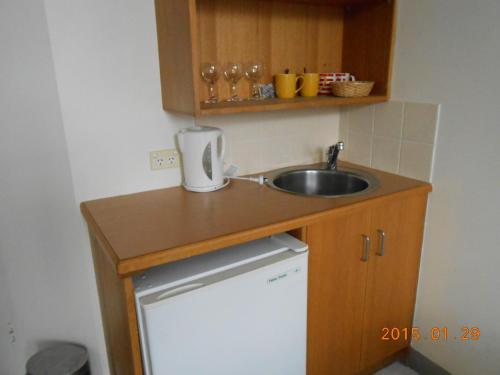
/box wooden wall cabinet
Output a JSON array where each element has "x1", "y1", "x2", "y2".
[
  {"x1": 306, "y1": 193, "x2": 427, "y2": 375},
  {"x1": 155, "y1": 0, "x2": 397, "y2": 116}
]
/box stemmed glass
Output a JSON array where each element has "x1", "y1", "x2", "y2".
[
  {"x1": 201, "y1": 62, "x2": 219, "y2": 104},
  {"x1": 223, "y1": 62, "x2": 243, "y2": 102},
  {"x1": 244, "y1": 62, "x2": 264, "y2": 100}
]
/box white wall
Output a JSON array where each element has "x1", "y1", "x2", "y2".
[
  {"x1": 0, "y1": 0, "x2": 107, "y2": 373},
  {"x1": 43, "y1": 0, "x2": 338, "y2": 203},
  {"x1": 393, "y1": 1, "x2": 500, "y2": 374},
  {"x1": 0, "y1": 260, "x2": 17, "y2": 375},
  {"x1": 0, "y1": 1, "x2": 338, "y2": 374},
  {"x1": 43, "y1": 0, "x2": 193, "y2": 202}
]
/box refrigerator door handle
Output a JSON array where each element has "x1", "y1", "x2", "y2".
[{"x1": 155, "y1": 283, "x2": 204, "y2": 302}]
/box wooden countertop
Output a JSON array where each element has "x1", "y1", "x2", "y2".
[{"x1": 81, "y1": 162, "x2": 431, "y2": 276}]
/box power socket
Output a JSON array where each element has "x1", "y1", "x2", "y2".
[{"x1": 149, "y1": 149, "x2": 180, "y2": 170}]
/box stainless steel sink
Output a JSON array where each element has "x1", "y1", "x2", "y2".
[{"x1": 266, "y1": 167, "x2": 378, "y2": 198}]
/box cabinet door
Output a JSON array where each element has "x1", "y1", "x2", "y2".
[
  {"x1": 307, "y1": 208, "x2": 371, "y2": 375},
  {"x1": 360, "y1": 194, "x2": 428, "y2": 370}
]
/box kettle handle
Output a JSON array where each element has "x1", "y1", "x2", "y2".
[
  {"x1": 218, "y1": 134, "x2": 226, "y2": 161},
  {"x1": 177, "y1": 132, "x2": 184, "y2": 153}
]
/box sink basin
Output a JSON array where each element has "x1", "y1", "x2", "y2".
[{"x1": 266, "y1": 168, "x2": 378, "y2": 198}]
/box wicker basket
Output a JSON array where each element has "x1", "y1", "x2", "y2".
[{"x1": 331, "y1": 81, "x2": 374, "y2": 98}]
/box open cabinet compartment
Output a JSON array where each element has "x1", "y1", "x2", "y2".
[{"x1": 155, "y1": 0, "x2": 396, "y2": 117}]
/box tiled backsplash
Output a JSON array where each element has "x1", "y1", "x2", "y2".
[
  {"x1": 194, "y1": 101, "x2": 439, "y2": 181},
  {"x1": 339, "y1": 101, "x2": 440, "y2": 182},
  {"x1": 196, "y1": 109, "x2": 340, "y2": 175}
]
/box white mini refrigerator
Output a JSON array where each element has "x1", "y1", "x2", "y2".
[{"x1": 134, "y1": 233, "x2": 308, "y2": 375}]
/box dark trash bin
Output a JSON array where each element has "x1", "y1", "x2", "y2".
[{"x1": 26, "y1": 343, "x2": 90, "y2": 375}]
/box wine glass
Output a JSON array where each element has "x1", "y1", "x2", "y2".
[
  {"x1": 201, "y1": 62, "x2": 219, "y2": 104},
  {"x1": 244, "y1": 62, "x2": 264, "y2": 100},
  {"x1": 223, "y1": 63, "x2": 243, "y2": 102}
]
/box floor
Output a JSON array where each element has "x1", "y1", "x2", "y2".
[{"x1": 375, "y1": 362, "x2": 419, "y2": 375}]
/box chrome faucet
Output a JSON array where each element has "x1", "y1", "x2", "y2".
[{"x1": 326, "y1": 141, "x2": 344, "y2": 171}]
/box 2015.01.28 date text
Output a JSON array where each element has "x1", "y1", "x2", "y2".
[{"x1": 381, "y1": 327, "x2": 480, "y2": 342}]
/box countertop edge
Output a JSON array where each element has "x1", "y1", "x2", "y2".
[
  {"x1": 81, "y1": 202, "x2": 120, "y2": 267},
  {"x1": 111, "y1": 183, "x2": 431, "y2": 277}
]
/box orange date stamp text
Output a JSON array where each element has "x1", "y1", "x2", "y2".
[{"x1": 380, "y1": 326, "x2": 480, "y2": 342}]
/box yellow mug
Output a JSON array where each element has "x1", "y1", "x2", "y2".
[
  {"x1": 300, "y1": 73, "x2": 320, "y2": 97},
  {"x1": 275, "y1": 74, "x2": 304, "y2": 99}
]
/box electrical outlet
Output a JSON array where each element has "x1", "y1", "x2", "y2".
[{"x1": 149, "y1": 149, "x2": 180, "y2": 170}]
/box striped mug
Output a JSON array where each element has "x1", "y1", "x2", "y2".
[{"x1": 319, "y1": 73, "x2": 356, "y2": 95}]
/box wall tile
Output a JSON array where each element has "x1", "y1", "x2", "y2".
[
  {"x1": 289, "y1": 134, "x2": 319, "y2": 165},
  {"x1": 312, "y1": 120, "x2": 339, "y2": 145},
  {"x1": 339, "y1": 109, "x2": 349, "y2": 140},
  {"x1": 403, "y1": 103, "x2": 439, "y2": 143},
  {"x1": 346, "y1": 131, "x2": 372, "y2": 167},
  {"x1": 260, "y1": 108, "x2": 338, "y2": 138},
  {"x1": 261, "y1": 136, "x2": 295, "y2": 170},
  {"x1": 339, "y1": 108, "x2": 349, "y2": 138},
  {"x1": 229, "y1": 139, "x2": 262, "y2": 175},
  {"x1": 348, "y1": 105, "x2": 374, "y2": 135},
  {"x1": 260, "y1": 115, "x2": 301, "y2": 138},
  {"x1": 371, "y1": 136, "x2": 401, "y2": 173},
  {"x1": 374, "y1": 101, "x2": 404, "y2": 138},
  {"x1": 340, "y1": 100, "x2": 439, "y2": 182},
  {"x1": 399, "y1": 141, "x2": 434, "y2": 181}
]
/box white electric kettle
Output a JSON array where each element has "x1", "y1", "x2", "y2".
[{"x1": 177, "y1": 126, "x2": 226, "y2": 192}]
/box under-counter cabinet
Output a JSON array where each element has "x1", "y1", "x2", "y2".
[
  {"x1": 155, "y1": 0, "x2": 397, "y2": 116},
  {"x1": 81, "y1": 163, "x2": 431, "y2": 375},
  {"x1": 306, "y1": 194, "x2": 427, "y2": 375},
  {"x1": 307, "y1": 205, "x2": 371, "y2": 375}
]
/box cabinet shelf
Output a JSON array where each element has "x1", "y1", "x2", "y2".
[
  {"x1": 155, "y1": 0, "x2": 396, "y2": 117},
  {"x1": 200, "y1": 95, "x2": 387, "y2": 116}
]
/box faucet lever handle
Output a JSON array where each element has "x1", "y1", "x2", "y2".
[
  {"x1": 328, "y1": 141, "x2": 344, "y2": 150},
  {"x1": 326, "y1": 141, "x2": 344, "y2": 170}
]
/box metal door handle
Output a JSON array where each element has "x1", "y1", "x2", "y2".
[
  {"x1": 361, "y1": 235, "x2": 370, "y2": 262},
  {"x1": 377, "y1": 229, "x2": 385, "y2": 256}
]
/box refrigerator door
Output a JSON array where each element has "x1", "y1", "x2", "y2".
[{"x1": 139, "y1": 250, "x2": 308, "y2": 375}]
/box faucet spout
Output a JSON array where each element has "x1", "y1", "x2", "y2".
[{"x1": 326, "y1": 141, "x2": 344, "y2": 171}]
